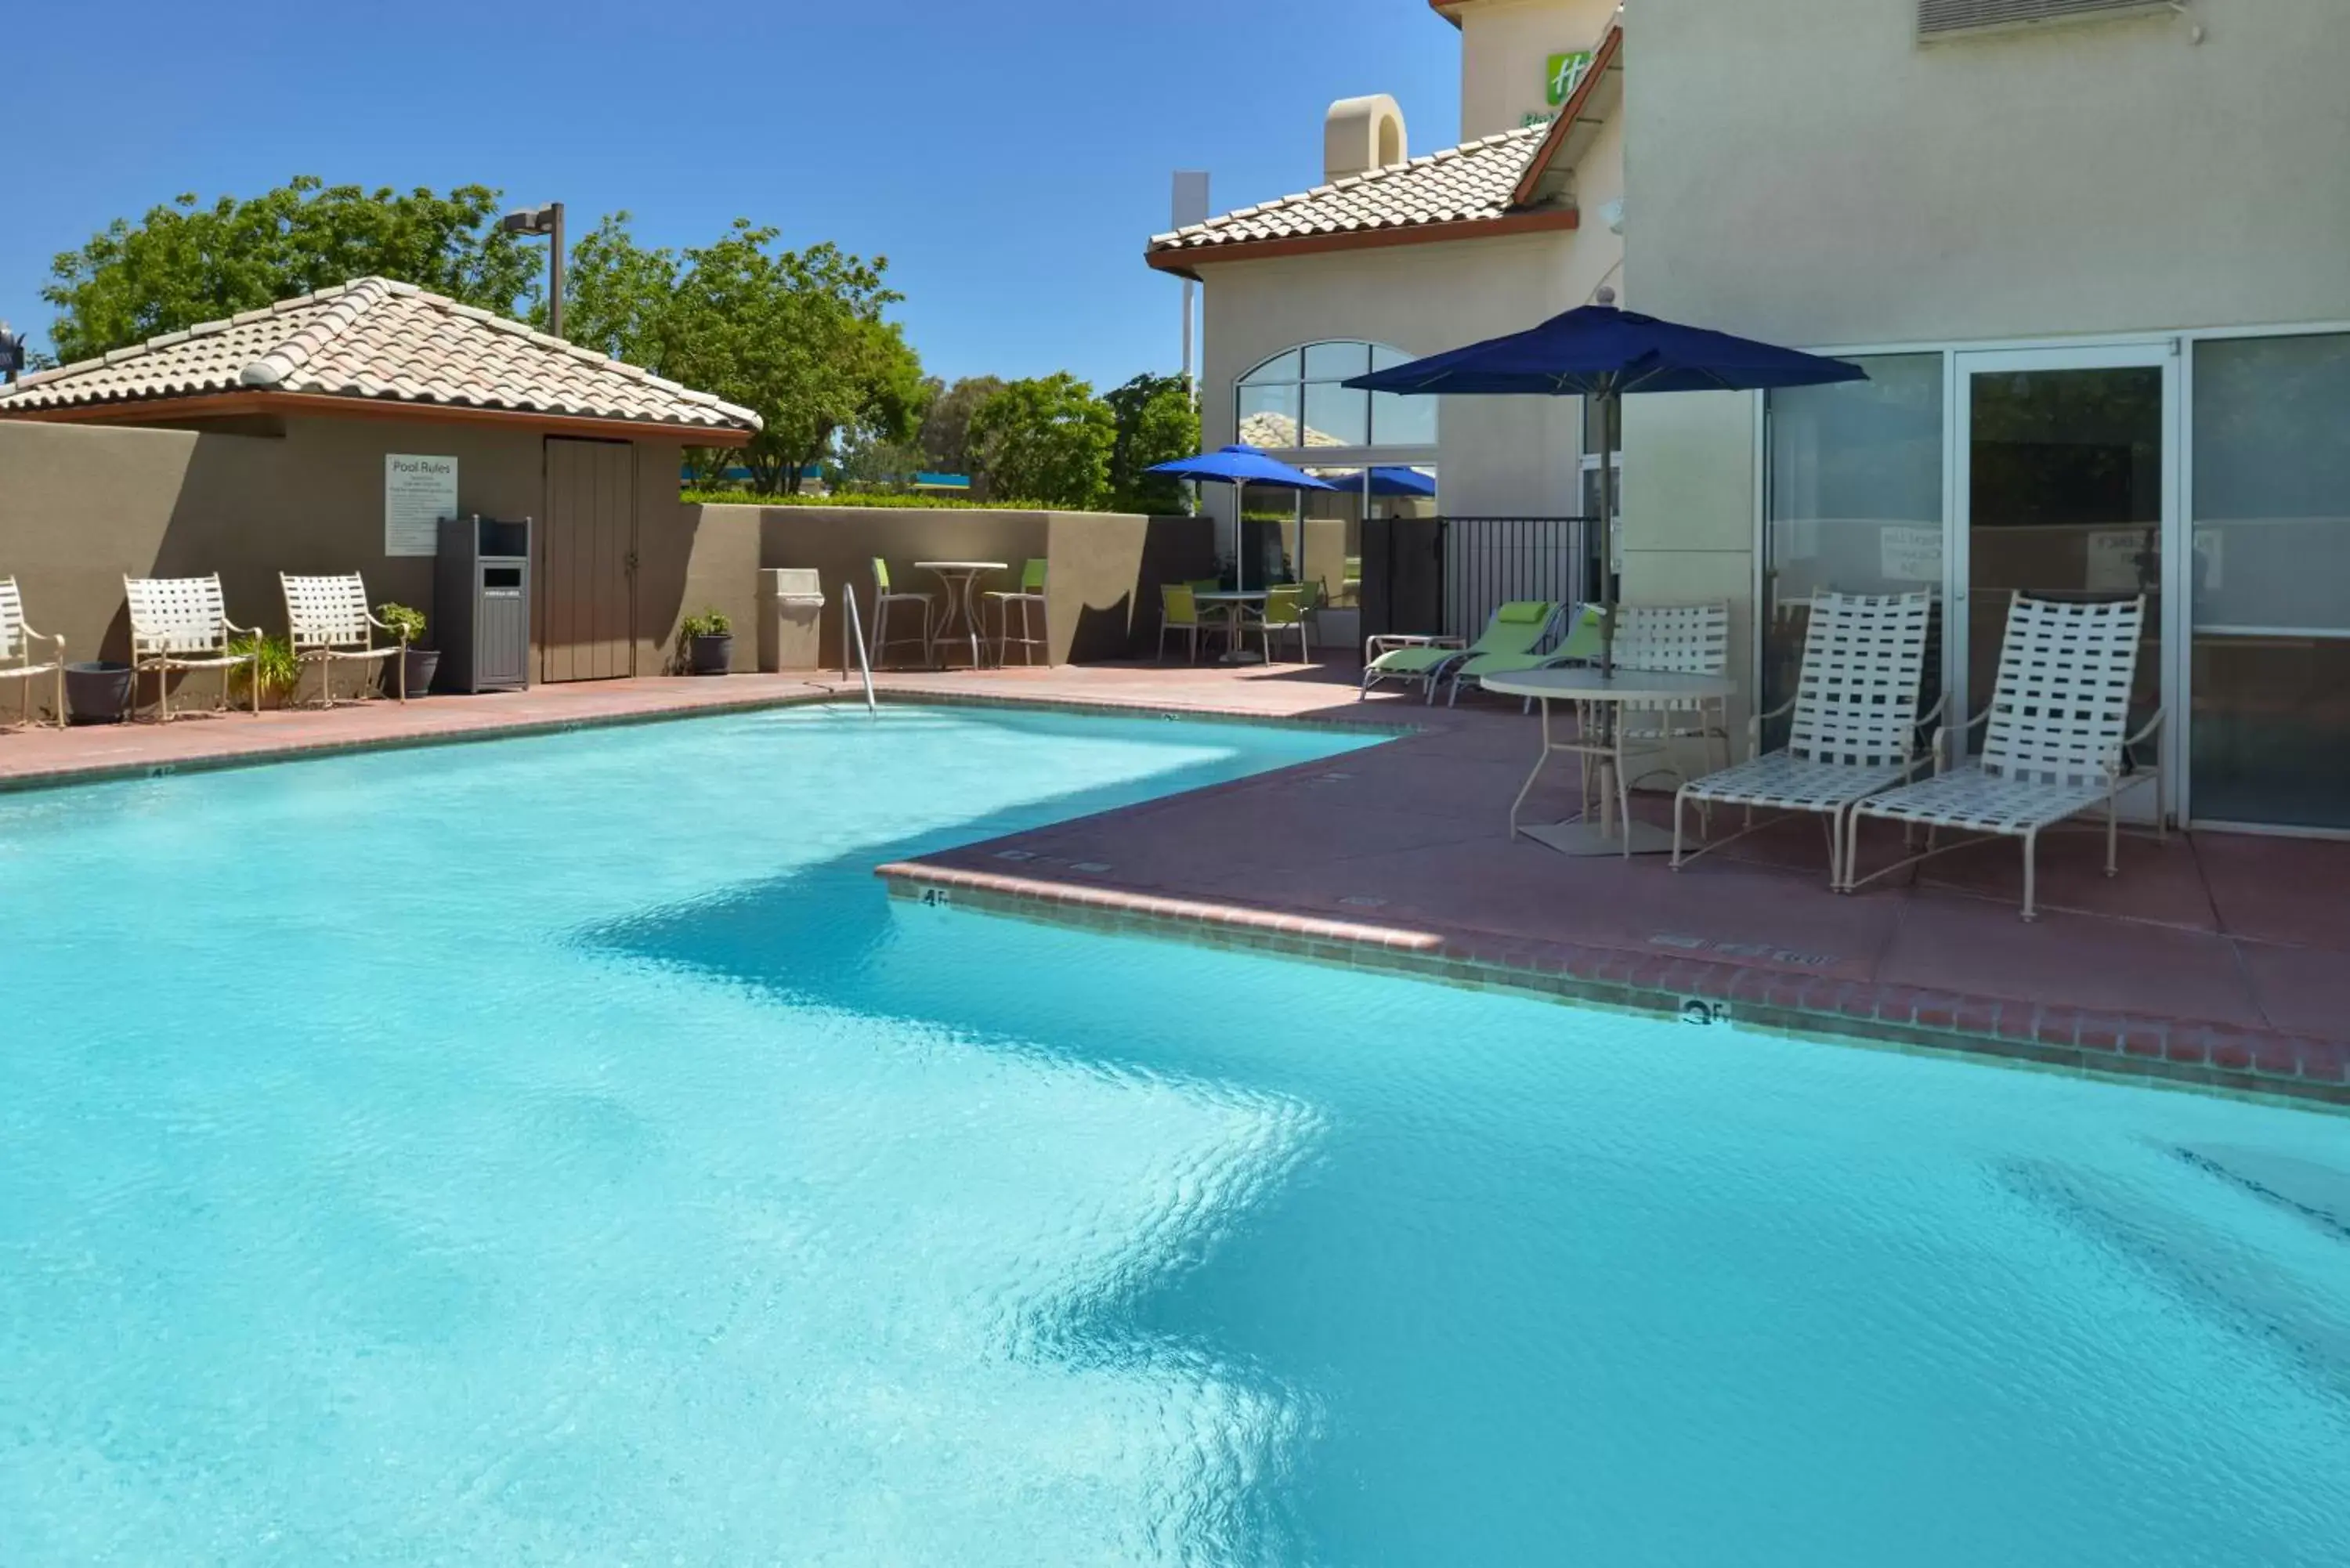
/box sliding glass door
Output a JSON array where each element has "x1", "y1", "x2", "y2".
[
  {"x1": 2189, "y1": 332, "x2": 2350, "y2": 830},
  {"x1": 1950, "y1": 346, "x2": 2177, "y2": 815}
]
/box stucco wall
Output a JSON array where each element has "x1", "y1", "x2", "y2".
[
  {"x1": 1198, "y1": 211, "x2": 1622, "y2": 529},
  {"x1": 1629, "y1": 0, "x2": 2350, "y2": 346},
  {"x1": 1457, "y1": 0, "x2": 1622, "y2": 141},
  {"x1": 1612, "y1": 0, "x2": 2350, "y2": 764},
  {"x1": 0, "y1": 415, "x2": 699, "y2": 682},
  {"x1": 692, "y1": 505, "x2": 1217, "y2": 668}
]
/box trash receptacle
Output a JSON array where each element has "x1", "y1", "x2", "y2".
[
  {"x1": 757, "y1": 569, "x2": 826, "y2": 672},
  {"x1": 436, "y1": 514, "x2": 532, "y2": 692}
]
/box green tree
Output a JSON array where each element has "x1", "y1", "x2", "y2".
[
  {"x1": 967, "y1": 374, "x2": 1115, "y2": 508},
  {"x1": 558, "y1": 211, "x2": 680, "y2": 366},
  {"x1": 1104, "y1": 372, "x2": 1202, "y2": 512},
  {"x1": 43, "y1": 175, "x2": 542, "y2": 361},
  {"x1": 561, "y1": 217, "x2": 925, "y2": 495},
  {"x1": 916, "y1": 374, "x2": 1007, "y2": 477}
]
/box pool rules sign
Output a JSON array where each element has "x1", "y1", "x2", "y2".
[{"x1": 385, "y1": 454, "x2": 457, "y2": 556}]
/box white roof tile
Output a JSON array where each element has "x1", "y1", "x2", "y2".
[
  {"x1": 1148, "y1": 125, "x2": 1554, "y2": 258},
  {"x1": 0, "y1": 278, "x2": 761, "y2": 433}
]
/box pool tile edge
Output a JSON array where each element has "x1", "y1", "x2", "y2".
[{"x1": 874, "y1": 860, "x2": 2350, "y2": 1112}]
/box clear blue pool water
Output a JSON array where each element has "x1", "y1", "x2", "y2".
[{"x1": 2, "y1": 703, "x2": 2348, "y2": 1566}]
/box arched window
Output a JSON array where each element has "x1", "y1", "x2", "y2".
[
  {"x1": 1236, "y1": 341, "x2": 1437, "y2": 453},
  {"x1": 1230, "y1": 341, "x2": 1440, "y2": 611}
]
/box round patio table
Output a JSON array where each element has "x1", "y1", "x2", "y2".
[
  {"x1": 1191, "y1": 589, "x2": 1270, "y2": 666},
  {"x1": 1479, "y1": 667, "x2": 1737, "y2": 858},
  {"x1": 915, "y1": 560, "x2": 1007, "y2": 670}
]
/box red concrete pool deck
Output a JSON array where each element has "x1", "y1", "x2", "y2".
[
  {"x1": 3, "y1": 661, "x2": 2345, "y2": 1105},
  {"x1": 863, "y1": 663, "x2": 2350, "y2": 1108}
]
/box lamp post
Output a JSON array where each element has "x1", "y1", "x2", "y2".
[{"x1": 500, "y1": 202, "x2": 565, "y2": 338}]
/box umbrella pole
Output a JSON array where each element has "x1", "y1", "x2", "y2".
[
  {"x1": 1598, "y1": 385, "x2": 1618, "y2": 679},
  {"x1": 1235, "y1": 478, "x2": 1247, "y2": 595}
]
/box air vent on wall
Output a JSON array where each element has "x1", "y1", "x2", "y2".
[{"x1": 1919, "y1": 0, "x2": 2176, "y2": 40}]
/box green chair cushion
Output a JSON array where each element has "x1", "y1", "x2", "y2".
[{"x1": 1368, "y1": 644, "x2": 1460, "y2": 675}]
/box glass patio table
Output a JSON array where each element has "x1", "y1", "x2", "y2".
[
  {"x1": 915, "y1": 560, "x2": 1007, "y2": 670},
  {"x1": 1479, "y1": 667, "x2": 1737, "y2": 858},
  {"x1": 1191, "y1": 590, "x2": 1271, "y2": 666}
]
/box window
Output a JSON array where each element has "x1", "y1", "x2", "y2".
[
  {"x1": 1762, "y1": 353, "x2": 1946, "y2": 745},
  {"x1": 1918, "y1": 0, "x2": 2175, "y2": 41},
  {"x1": 1235, "y1": 341, "x2": 1435, "y2": 453},
  {"x1": 2189, "y1": 332, "x2": 2350, "y2": 829}
]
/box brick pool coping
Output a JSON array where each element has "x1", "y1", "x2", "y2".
[
  {"x1": 0, "y1": 675, "x2": 1408, "y2": 797},
  {"x1": 874, "y1": 861, "x2": 2350, "y2": 1111}
]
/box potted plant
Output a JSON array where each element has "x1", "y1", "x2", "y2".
[
  {"x1": 63, "y1": 660, "x2": 134, "y2": 724},
  {"x1": 681, "y1": 609, "x2": 734, "y2": 675},
  {"x1": 226, "y1": 633, "x2": 304, "y2": 709},
  {"x1": 377, "y1": 603, "x2": 437, "y2": 696}
]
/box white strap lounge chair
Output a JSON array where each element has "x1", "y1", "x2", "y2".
[
  {"x1": 1845, "y1": 593, "x2": 2163, "y2": 922},
  {"x1": 1672, "y1": 591, "x2": 1935, "y2": 886},
  {"x1": 0, "y1": 577, "x2": 67, "y2": 730},
  {"x1": 125, "y1": 573, "x2": 261, "y2": 721},
  {"x1": 282, "y1": 573, "x2": 407, "y2": 706}
]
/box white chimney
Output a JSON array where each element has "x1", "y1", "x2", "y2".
[{"x1": 1323, "y1": 95, "x2": 1408, "y2": 183}]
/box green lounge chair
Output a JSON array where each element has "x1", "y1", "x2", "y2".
[
  {"x1": 1360, "y1": 599, "x2": 1556, "y2": 704},
  {"x1": 1448, "y1": 603, "x2": 1603, "y2": 706}
]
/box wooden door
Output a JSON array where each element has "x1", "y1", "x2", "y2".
[{"x1": 541, "y1": 438, "x2": 638, "y2": 681}]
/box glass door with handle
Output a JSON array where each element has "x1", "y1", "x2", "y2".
[{"x1": 1949, "y1": 345, "x2": 2178, "y2": 819}]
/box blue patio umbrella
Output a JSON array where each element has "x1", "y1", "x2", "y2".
[
  {"x1": 1145, "y1": 445, "x2": 1337, "y2": 595},
  {"x1": 1348, "y1": 291, "x2": 1866, "y2": 671},
  {"x1": 1318, "y1": 464, "x2": 1440, "y2": 500}
]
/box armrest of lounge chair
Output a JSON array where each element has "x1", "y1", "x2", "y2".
[
  {"x1": 2112, "y1": 708, "x2": 2165, "y2": 775},
  {"x1": 1364, "y1": 632, "x2": 1462, "y2": 660},
  {"x1": 1933, "y1": 704, "x2": 1994, "y2": 773},
  {"x1": 1748, "y1": 694, "x2": 1798, "y2": 761}
]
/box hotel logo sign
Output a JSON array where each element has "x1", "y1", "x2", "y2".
[{"x1": 1546, "y1": 49, "x2": 1594, "y2": 107}]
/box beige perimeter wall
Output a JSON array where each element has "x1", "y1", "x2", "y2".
[{"x1": 685, "y1": 505, "x2": 1218, "y2": 669}]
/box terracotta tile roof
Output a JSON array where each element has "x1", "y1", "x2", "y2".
[
  {"x1": 1147, "y1": 124, "x2": 1556, "y2": 259},
  {"x1": 0, "y1": 278, "x2": 760, "y2": 434}
]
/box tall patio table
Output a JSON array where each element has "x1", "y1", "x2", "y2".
[
  {"x1": 1480, "y1": 666, "x2": 1737, "y2": 858},
  {"x1": 915, "y1": 560, "x2": 1007, "y2": 670},
  {"x1": 1191, "y1": 589, "x2": 1270, "y2": 666}
]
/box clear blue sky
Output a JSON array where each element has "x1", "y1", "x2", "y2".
[{"x1": 2, "y1": 0, "x2": 1456, "y2": 390}]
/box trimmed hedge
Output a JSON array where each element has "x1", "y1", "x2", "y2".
[
  {"x1": 683, "y1": 488, "x2": 1190, "y2": 514},
  {"x1": 684, "y1": 488, "x2": 1041, "y2": 510}
]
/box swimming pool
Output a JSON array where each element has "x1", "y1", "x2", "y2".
[{"x1": 2, "y1": 703, "x2": 2347, "y2": 1564}]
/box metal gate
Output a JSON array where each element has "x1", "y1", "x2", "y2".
[
  {"x1": 1366, "y1": 515, "x2": 1601, "y2": 639},
  {"x1": 541, "y1": 438, "x2": 638, "y2": 681}
]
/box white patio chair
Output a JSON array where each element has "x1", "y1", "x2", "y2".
[
  {"x1": 282, "y1": 573, "x2": 407, "y2": 707},
  {"x1": 125, "y1": 574, "x2": 260, "y2": 721},
  {"x1": 0, "y1": 577, "x2": 67, "y2": 730},
  {"x1": 1672, "y1": 591, "x2": 1936, "y2": 886},
  {"x1": 1582, "y1": 602, "x2": 1735, "y2": 808},
  {"x1": 1845, "y1": 593, "x2": 2163, "y2": 922},
  {"x1": 869, "y1": 558, "x2": 933, "y2": 669}
]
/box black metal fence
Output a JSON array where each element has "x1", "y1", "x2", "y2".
[{"x1": 1363, "y1": 515, "x2": 1603, "y2": 640}]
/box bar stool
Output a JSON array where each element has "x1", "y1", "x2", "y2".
[
  {"x1": 984, "y1": 558, "x2": 1050, "y2": 666},
  {"x1": 870, "y1": 558, "x2": 934, "y2": 668}
]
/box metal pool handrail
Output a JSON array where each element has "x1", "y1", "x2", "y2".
[{"x1": 841, "y1": 579, "x2": 878, "y2": 716}]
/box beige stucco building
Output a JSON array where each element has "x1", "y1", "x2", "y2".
[
  {"x1": 1153, "y1": 0, "x2": 2350, "y2": 836},
  {"x1": 1149, "y1": 0, "x2": 1625, "y2": 644}
]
